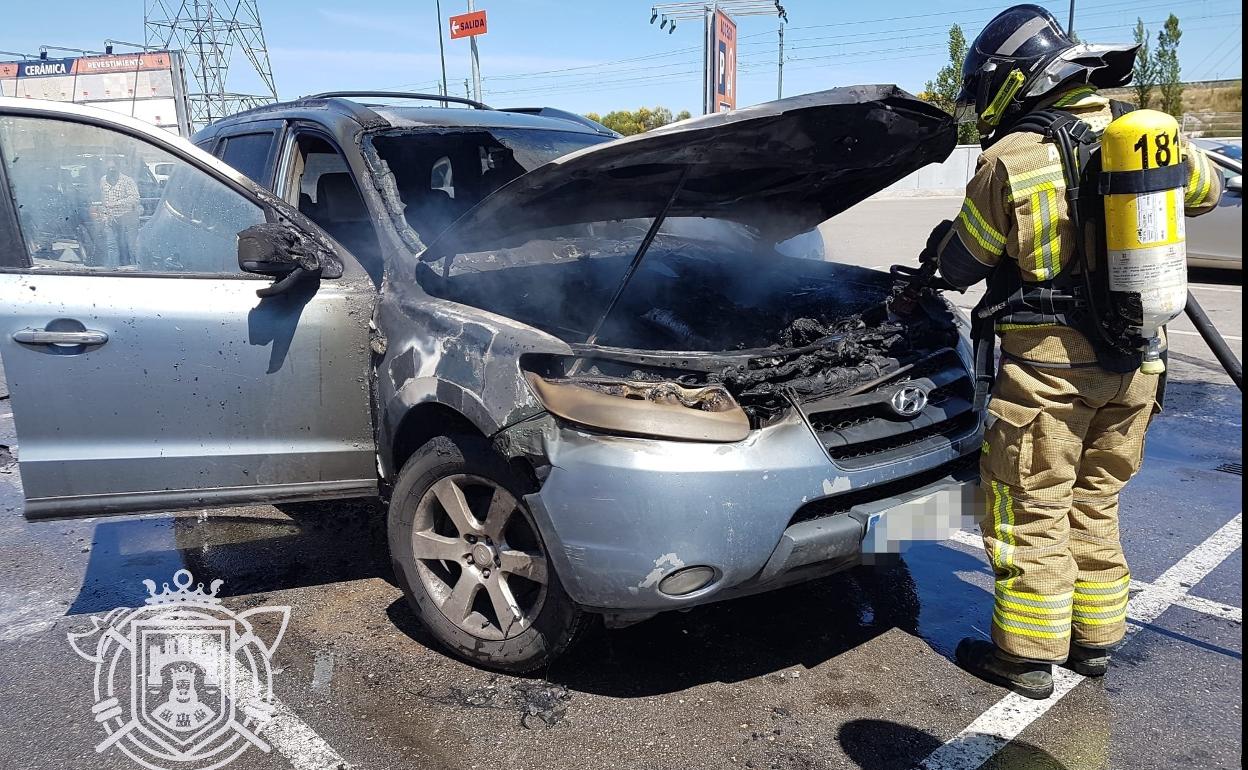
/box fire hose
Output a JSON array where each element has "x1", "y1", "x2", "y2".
[{"x1": 1185, "y1": 290, "x2": 1243, "y2": 391}]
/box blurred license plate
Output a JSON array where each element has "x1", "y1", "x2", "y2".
[{"x1": 861, "y1": 479, "x2": 981, "y2": 554}]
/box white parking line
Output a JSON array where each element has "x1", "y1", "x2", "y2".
[
  {"x1": 1167, "y1": 328, "x2": 1244, "y2": 342},
  {"x1": 1189, "y1": 284, "x2": 1243, "y2": 294},
  {"x1": 923, "y1": 513, "x2": 1243, "y2": 770},
  {"x1": 948, "y1": 529, "x2": 982, "y2": 549},
  {"x1": 0, "y1": 604, "x2": 351, "y2": 770},
  {"x1": 262, "y1": 698, "x2": 351, "y2": 770},
  {"x1": 1173, "y1": 593, "x2": 1243, "y2": 624}
]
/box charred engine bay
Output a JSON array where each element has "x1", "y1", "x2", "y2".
[
  {"x1": 571, "y1": 305, "x2": 956, "y2": 423},
  {"x1": 420, "y1": 234, "x2": 959, "y2": 423}
]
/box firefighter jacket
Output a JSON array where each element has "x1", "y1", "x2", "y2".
[{"x1": 936, "y1": 88, "x2": 1224, "y2": 366}]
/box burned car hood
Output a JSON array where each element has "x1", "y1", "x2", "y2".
[{"x1": 424, "y1": 84, "x2": 955, "y2": 257}]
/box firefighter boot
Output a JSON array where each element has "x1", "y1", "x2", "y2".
[
  {"x1": 955, "y1": 638, "x2": 1054, "y2": 700},
  {"x1": 1064, "y1": 643, "x2": 1110, "y2": 677}
]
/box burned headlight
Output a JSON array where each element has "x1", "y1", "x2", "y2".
[{"x1": 523, "y1": 373, "x2": 750, "y2": 442}]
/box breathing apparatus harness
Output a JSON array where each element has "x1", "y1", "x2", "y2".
[{"x1": 968, "y1": 99, "x2": 1145, "y2": 412}]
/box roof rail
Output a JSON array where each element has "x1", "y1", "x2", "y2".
[{"x1": 306, "y1": 91, "x2": 493, "y2": 111}]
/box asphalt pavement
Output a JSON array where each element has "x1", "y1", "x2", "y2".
[{"x1": 0, "y1": 197, "x2": 1240, "y2": 770}]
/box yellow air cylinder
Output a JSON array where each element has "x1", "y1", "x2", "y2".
[{"x1": 1100, "y1": 109, "x2": 1187, "y2": 374}]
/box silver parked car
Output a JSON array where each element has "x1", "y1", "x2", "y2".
[
  {"x1": 0, "y1": 89, "x2": 980, "y2": 671},
  {"x1": 1189, "y1": 139, "x2": 1243, "y2": 269}
]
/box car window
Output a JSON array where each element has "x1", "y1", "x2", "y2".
[
  {"x1": 218, "y1": 131, "x2": 273, "y2": 184},
  {"x1": 0, "y1": 115, "x2": 265, "y2": 274},
  {"x1": 286, "y1": 134, "x2": 383, "y2": 287},
  {"x1": 368, "y1": 128, "x2": 609, "y2": 245}
]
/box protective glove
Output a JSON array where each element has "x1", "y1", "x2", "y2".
[{"x1": 919, "y1": 219, "x2": 954, "y2": 265}]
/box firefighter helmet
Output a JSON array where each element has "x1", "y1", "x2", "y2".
[{"x1": 957, "y1": 4, "x2": 1139, "y2": 139}]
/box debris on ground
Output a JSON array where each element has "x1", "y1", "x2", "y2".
[{"x1": 410, "y1": 677, "x2": 573, "y2": 729}]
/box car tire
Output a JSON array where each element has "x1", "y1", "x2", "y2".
[{"x1": 388, "y1": 433, "x2": 585, "y2": 672}]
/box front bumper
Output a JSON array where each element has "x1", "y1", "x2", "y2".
[{"x1": 523, "y1": 412, "x2": 981, "y2": 614}]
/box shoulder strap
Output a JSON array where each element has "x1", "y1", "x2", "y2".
[
  {"x1": 1008, "y1": 108, "x2": 1099, "y2": 149},
  {"x1": 1109, "y1": 99, "x2": 1136, "y2": 120}
]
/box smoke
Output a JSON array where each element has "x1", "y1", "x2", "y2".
[{"x1": 420, "y1": 220, "x2": 895, "y2": 354}]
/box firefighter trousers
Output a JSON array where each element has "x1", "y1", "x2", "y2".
[{"x1": 979, "y1": 358, "x2": 1161, "y2": 662}]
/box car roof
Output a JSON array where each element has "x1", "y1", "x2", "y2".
[{"x1": 196, "y1": 94, "x2": 611, "y2": 142}]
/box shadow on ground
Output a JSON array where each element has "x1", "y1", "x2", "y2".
[
  {"x1": 67, "y1": 494, "x2": 997, "y2": 700},
  {"x1": 543, "y1": 563, "x2": 924, "y2": 697},
  {"x1": 68, "y1": 499, "x2": 391, "y2": 614},
  {"x1": 1187, "y1": 267, "x2": 1243, "y2": 286},
  {"x1": 376, "y1": 534, "x2": 993, "y2": 698},
  {"x1": 838, "y1": 719, "x2": 1070, "y2": 770}
]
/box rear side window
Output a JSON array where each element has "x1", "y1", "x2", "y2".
[{"x1": 219, "y1": 132, "x2": 273, "y2": 185}]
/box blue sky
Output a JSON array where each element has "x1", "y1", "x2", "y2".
[{"x1": 1, "y1": 1, "x2": 1241, "y2": 115}]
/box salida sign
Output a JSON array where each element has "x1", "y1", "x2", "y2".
[{"x1": 450, "y1": 10, "x2": 488, "y2": 40}]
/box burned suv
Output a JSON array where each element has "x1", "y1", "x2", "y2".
[{"x1": 0, "y1": 87, "x2": 980, "y2": 672}]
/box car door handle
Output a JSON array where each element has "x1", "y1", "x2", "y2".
[{"x1": 13, "y1": 328, "x2": 109, "y2": 346}]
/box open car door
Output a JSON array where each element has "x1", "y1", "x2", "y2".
[{"x1": 0, "y1": 98, "x2": 376, "y2": 519}]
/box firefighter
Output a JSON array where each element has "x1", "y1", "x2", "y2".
[{"x1": 924, "y1": 4, "x2": 1223, "y2": 699}]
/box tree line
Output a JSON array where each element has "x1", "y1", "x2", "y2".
[{"x1": 583, "y1": 106, "x2": 693, "y2": 136}]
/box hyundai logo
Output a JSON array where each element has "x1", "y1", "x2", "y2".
[{"x1": 889, "y1": 385, "x2": 928, "y2": 418}]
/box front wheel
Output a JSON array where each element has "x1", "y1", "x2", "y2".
[{"x1": 387, "y1": 434, "x2": 585, "y2": 672}]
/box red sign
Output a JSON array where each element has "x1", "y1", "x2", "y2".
[
  {"x1": 708, "y1": 10, "x2": 737, "y2": 112},
  {"x1": 450, "y1": 10, "x2": 488, "y2": 39}
]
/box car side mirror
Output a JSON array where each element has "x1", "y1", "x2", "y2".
[
  {"x1": 1226, "y1": 175, "x2": 1242, "y2": 194},
  {"x1": 237, "y1": 222, "x2": 323, "y2": 297}
]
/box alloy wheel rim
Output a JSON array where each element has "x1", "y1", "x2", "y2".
[{"x1": 409, "y1": 474, "x2": 549, "y2": 641}]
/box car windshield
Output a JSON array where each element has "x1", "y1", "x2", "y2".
[{"x1": 367, "y1": 127, "x2": 610, "y2": 245}]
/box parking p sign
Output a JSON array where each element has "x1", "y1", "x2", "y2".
[
  {"x1": 450, "y1": 10, "x2": 488, "y2": 39},
  {"x1": 708, "y1": 9, "x2": 737, "y2": 112}
]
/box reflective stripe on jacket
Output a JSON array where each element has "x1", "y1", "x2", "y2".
[{"x1": 936, "y1": 91, "x2": 1224, "y2": 365}]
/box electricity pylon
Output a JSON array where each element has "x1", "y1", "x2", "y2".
[{"x1": 144, "y1": 0, "x2": 279, "y2": 126}]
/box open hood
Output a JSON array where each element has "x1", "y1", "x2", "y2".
[{"x1": 424, "y1": 85, "x2": 955, "y2": 258}]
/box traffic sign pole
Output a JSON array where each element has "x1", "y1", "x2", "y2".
[
  {"x1": 435, "y1": 0, "x2": 449, "y2": 104},
  {"x1": 467, "y1": 0, "x2": 483, "y2": 103}
]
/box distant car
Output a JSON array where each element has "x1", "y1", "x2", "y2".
[
  {"x1": 1194, "y1": 138, "x2": 1242, "y2": 162},
  {"x1": 1187, "y1": 142, "x2": 1242, "y2": 269},
  {"x1": 148, "y1": 161, "x2": 175, "y2": 183}
]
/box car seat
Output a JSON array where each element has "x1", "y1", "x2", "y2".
[{"x1": 314, "y1": 173, "x2": 383, "y2": 285}]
